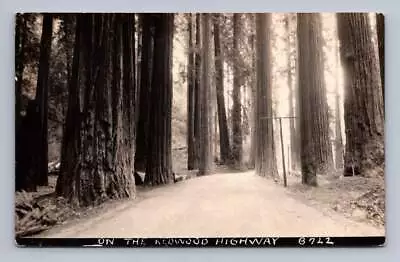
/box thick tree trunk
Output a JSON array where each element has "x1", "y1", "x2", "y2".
[
  {"x1": 187, "y1": 14, "x2": 196, "y2": 170},
  {"x1": 57, "y1": 14, "x2": 136, "y2": 206},
  {"x1": 231, "y1": 13, "x2": 243, "y2": 167},
  {"x1": 135, "y1": 14, "x2": 154, "y2": 172},
  {"x1": 198, "y1": 13, "x2": 213, "y2": 176},
  {"x1": 255, "y1": 13, "x2": 278, "y2": 178},
  {"x1": 213, "y1": 13, "x2": 231, "y2": 165},
  {"x1": 337, "y1": 13, "x2": 384, "y2": 177},
  {"x1": 56, "y1": 14, "x2": 82, "y2": 198},
  {"x1": 193, "y1": 13, "x2": 202, "y2": 170},
  {"x1": 376, "y1": 14, "x2": 384, "y2": 107},
  {"x1": 298, "y1": 14, "x2": 333, "y2": 186},
  {"x1": 145, "y1": 14, "x2": 174, "y2": 185},
  {"x1": 115, "y1": 14, "x2": 136, "y2": 197}
]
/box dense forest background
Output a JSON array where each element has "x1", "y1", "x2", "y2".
[{"x1": 15, "y1": 13, "x2": 384, "y2": 237}]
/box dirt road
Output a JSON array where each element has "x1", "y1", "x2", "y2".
[{"x1": 45, "y1": 171, "x2": 384, "y2": 238}]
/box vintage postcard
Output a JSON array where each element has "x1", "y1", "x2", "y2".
[{"x1": 15, "y1": 12, "x2": 385, "y2": 247}]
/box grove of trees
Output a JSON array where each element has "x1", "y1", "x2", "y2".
[{"x1": 15, "y1": 12, "x2": 385, "y2": 208}]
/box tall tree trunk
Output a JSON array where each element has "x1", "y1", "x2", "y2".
[
  {"x1": 15, "y1": 14, "x2": 27, "y2": 191},
  {"x1": 35, "y1": 14, "x2": 53, "y2": 186},
  {"x1": 56, "y1": 14, "x2": 136, "y2": 206},
  {"x1": 232, "y1": 13, "x2": 243, "y2": 167},
  {"x1": 135, "y1": 14, "x2": 154, "y2": 172},
  {"x1": 145, "y1": 14, "x2": 175, "y2": 185},
  {"x1": 187, "y1": 14, "x2": 196, "y2": 170},
  {"x1": 56, "y1": 14, "x2": 82, "y2": 197},
  {"x1": 213, "y1": 13, "x2": 231, "y2": 165},
  {"x1": 248, "y1": 14, "x2": 256, "y2": 169},
  {"x1": 337, "y1": 13, "x2": 384, "y2": 177},
  {"x1": 15, "y1": 14, "x2": 27, "y2": 131},
  {"x1": 298, "y1": 13, "x2": 332, "y2": 186},
  {"x1": 285, "y1": 14, "x2": 299, "y2": 171},
  {"x1": 193, "y1": 13, "x2": 202, "y2": 170},
  {"x1": 198, "y1": 13, "x2": 213, "y2": 176},
  {"x1": 334, "y1": 38, "x2": 344, "y2": 169},
  {"x1": 16, "y1": 13, "x2": 53, "y2": 191},
  {"x1": 376, "y1": 13, "x2": 384, "y2": 107},
  {"x1": 117, "y1": 13, "x2": 136, "y2": 195},
  {"x1": 255, "y1": 13, "x2": 278, "y2": 178},
  {"x1": 136, "y1": 14, "x2": 143, "y2": 104}
]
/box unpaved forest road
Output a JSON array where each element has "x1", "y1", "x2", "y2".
[{"x1": 46, "y1": 171, "x2": 384, "y2": 238}]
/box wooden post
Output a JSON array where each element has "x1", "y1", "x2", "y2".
[
  {"x1": 260, "y1": 115, "x2": 296, "y2": 185},
  {"x1": 286, "y1": 145, "x2": 290, "y2": 176},
  {"x1": 279, "y1": 118, "x2": 287, "y2": 187}
]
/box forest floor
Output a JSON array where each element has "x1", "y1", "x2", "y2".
[{"x1": 29, "y1": 170, "x2": 384, "y2": 238}]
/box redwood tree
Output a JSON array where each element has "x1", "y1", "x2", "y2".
[
  {"x1": 285, "y1": 14, "x2": 300, "y2": 171},
  {"x1": 187, "y1": 13, "x2": 196, "y2": 170},
  {"x1": 213, "y1": 13, "x2": 231, "y2": 165},
  {"x1": 36, "y1": 14, "x2": 53, "y2": 186},
  {"x1": 248, "y1": 14, "x2": 256, "y2": 169},
  {"x1": 198, "y1": 13, "x2": 213, "y2": 176},
  {"x1": 135, "y1": 14, "x2": 154, "y2": 172},
  {"x1": 15, "y1": 14, "x2": 27, "y2": 130},
  {"x1": 145, "y1": 14, "x2": 175, "y2": 185},
  {"x1": 15, "y1": 14, "x2": 53, "y2": 191},
  {"x1": 337, "y1": 13, "x2": 384, "y2": 177},
  {"x1": 297, "y1": 13, "x2": 333, "y2": 186},
  {"x1": 255, "y1": 13, "x2": 277, "y2": 178},
  {"x1": 193, "y1": 13, "x2": 202, "y2": 169},
  {"x1": 56, "y1": 14, "x2": 136, "y2": 206},
  {"x1": 231, "y1": 13, "x2": 243, "y2": 167}
]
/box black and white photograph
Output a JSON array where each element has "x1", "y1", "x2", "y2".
[{"x1": 14, "y1": 12, "x2": 385, "y2": 247}]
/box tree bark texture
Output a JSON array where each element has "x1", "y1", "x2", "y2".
[
  {"x1": 198, "y1": 13, "x2": 213, "y2": 176},
  {"x1": 298, "y1": 13, "x2": 333, "y2": 186},
  {"x1": 56, "y1": 14, "x2": 136, "y2": 206},
  {"x1": 193, "y1": 13, "x2": 202, "y2": 170},
  {"x1": 35, "y1": 14, "x2": 53, "y2": 186},
  {"x1": 248, "y1": 14, "x2": 256, "y2": 169},
  {"x1": 255, "y1": 13, "x2": 278, "y2": 178},
  {"x1": 187, "y1": 14, "x2": 197, "y2": 170},
  {"x1": 145, "y1": 14, "x2": 175, "y2": 185},
  {"x1": 213, "y1": 13, "x2": 231, "y2": 165},
  {"x1": 337, "y1": 13, "x2": 384, "y2": 177},
  {"x1": 231, "y1": 13, "x2": 243, "y2": 167}
]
